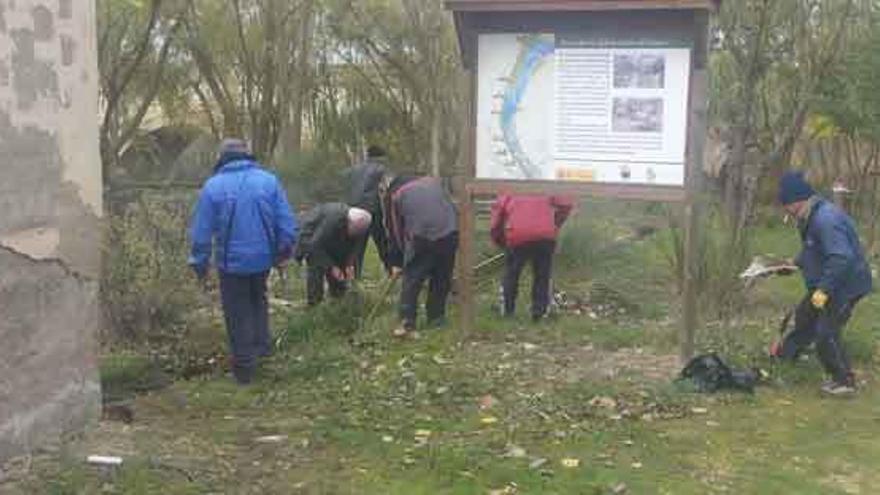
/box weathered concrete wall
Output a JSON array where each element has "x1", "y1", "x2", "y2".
[{"x1": 0, "y1": 0, "x2": 102, "y2": 461}]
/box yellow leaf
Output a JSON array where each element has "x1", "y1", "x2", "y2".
[
  {"x1": 481, "y1": 416, "x2": 499, "y2": 425},
  {"x1": 806, "y1": 113, "x2": 841, "y2": 140}
]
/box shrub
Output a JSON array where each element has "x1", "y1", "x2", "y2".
[
  {"x1": 664, "y1": 203, "x2": 753, "y2": 320},
  {"x1": 101, "y1": 193, "x2": 203, "y2": 343},
  {"x1": 556, "y1": 212, "x2": 602, "y2": 278},
  {"x1": 274, "y1": 148, "x2": 350, "y2": 204}
]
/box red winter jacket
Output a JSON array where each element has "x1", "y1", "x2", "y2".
[{"x1": 490, "y1": 194, "x2": 574, "y2": 248}]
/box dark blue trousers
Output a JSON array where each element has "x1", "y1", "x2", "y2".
[
  {"x1": 502, "y1": 240, "x2": 555, "y2": 319},
  {"x1": 219, "y1": 271, "x2": 271, "y2": 384},
  {"x1": 400, "y1": 234, "x2": 458, "y2": 329},
  {"x1": 781, "y1": 294, "x2": 860, "y2": 384}
]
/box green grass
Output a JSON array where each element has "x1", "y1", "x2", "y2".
[
  {"x1": 8, "y1": 212, "x2": 880, "y2": 494},
  {"x1": 18, "y1": 323, "x2": 880, "y2": 494}
]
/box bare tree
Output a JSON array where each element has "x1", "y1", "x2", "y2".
[
  {"x1": 99, "y1": 0, "x2": 185, "y2": 179},
  {"x1": 713, "y1": 0, "x2": 866, "y2": 234}
]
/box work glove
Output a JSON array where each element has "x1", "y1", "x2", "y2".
[{"x1": 811, "y1": 289, "x2": 829, "y2": 310}]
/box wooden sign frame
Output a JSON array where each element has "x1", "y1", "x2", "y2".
[{"x1": 446, "y1": 0, "x2": 719, "y2": 361}]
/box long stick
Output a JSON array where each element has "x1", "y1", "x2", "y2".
[
  {"x1": 474, "y1": 253, "x2": 505, "y2": 273},
  {"x1": 358, "y1": 253, "x2": 501, "y2": 331},
  {"x1": 273, "y1": 265, "x2": 292, "y2": 347},
  {"x1": 361, "y1": 273, "x2": 400, "y2": 331}
]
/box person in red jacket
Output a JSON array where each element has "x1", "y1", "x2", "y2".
[{"x1": 490, "y1": 193, "x2": 574, "y2": 321}]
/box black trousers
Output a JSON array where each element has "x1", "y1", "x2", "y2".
[
  {"x1": 306, "y1": 265, "x2": 348, "y2": 306},
  {"x1": 219, "y1": 271, "x2": 271, "y2": 384},
  {"x1": 400, "y1": 234, "x2": 458, "y2": 329},
  {"x1": 502, "y1": 240, "x2": 555, "y2": 319},
  {"x1": 353, "y1": 210, "x2": 390, "y2": 277},
  {"x1": 781, "y1": 294, "x2": 860, "y2": 384}
]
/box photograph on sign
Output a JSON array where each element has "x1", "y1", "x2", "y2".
[
  {"x1": 613, "y1": 53, "x2": 665, "y2": 89},
  {"x1": 612, "y1": 98, "x2": 664, "y2": 133},
  {"x1": 476, "y1": 34, "x2": 691, "y2": 186}
]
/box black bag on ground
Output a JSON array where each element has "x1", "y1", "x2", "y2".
[{"x1": 679, "y1": 353, "x2": 757, "y2": 393}]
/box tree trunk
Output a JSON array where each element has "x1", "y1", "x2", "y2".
[
  {"x1": 723, "y1": 124, "x2": 749, "y2": 233},
  {"x1": 288, "y1": 0, "x2": 315, "y2": 157},
  {"x1": 868, "y1": 174, "x2": 879, "y2": 256},
  {"x1": 430, "y1": 106, "x2": 440, "y2": 177}
]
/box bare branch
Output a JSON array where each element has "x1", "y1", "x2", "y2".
[
  {"x1": 101, "y1": 0, "x2": 164, "y2": 138},
  {"x1": 116, "y1": 20, "x2": 184, "y2": 155}
]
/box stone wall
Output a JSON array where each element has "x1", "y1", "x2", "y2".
[{"x1": 0, "y1": 0, "x2": 102, "y2": 461}]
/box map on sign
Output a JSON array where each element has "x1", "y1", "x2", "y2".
[
  {"x1": 477, "y1": 34, "x2": 556, "y2": 181},
  {"x1": 476, "y1": 33, "x2": 692, "y2": 186}
]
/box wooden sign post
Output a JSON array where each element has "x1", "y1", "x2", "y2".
[{"x1": 446, "y1": 0, "x2": 719, "y2": 362}]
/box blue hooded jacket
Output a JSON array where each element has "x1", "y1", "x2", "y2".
[
  {"x1": 796, "y1": 197, "x2": 872, "y2": 303},
  {"x1": 189, "y1": 158, "x2": 299, "y2": 275}
]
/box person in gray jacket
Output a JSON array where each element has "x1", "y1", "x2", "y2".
[{"x1": 384, "y1": 175, "x2": 458, "y2": 337}]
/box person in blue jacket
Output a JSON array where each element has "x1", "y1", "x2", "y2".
[
  {"x1": 189, "y1": 139, "x2": 298, "y2": 384},
  {"x1": 771, "y1": 171, "x2": 872, "y2": 395}
]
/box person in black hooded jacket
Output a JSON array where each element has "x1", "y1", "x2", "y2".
[{"x1": 345, "y1": 145, "x2": 392, "y2": 276}]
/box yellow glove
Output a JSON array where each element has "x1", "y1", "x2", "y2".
[{"x1": 811, "y1": 289, "x2": 829, "y2": 310}]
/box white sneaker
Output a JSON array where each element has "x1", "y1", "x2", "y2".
[{"x1": 821, "y1": 381, "x2": 856, "y2": 396}]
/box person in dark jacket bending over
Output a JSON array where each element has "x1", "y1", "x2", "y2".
[
  {"x1": 189, "y1": 139, "x2": 299, "y2": 385},
  {"x1": 491, "y1": 194, "x2": 574, "y2": 321},
  {"x1": 385, "y1": 176, "x2": 459, "y2": 337},
  {"x1": 771, "y1": 171, "x2": 873, "y2": 395},
  {"x1": 346, "y1": 145, "x2": 391, "y2": 276},
  {"x1": 294, "y1": 203, "x2": 373, "y2": 306}
]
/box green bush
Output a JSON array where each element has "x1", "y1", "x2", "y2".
[
  {"x1": 278, "y1": 288, "x2": 371, "y2": 349},
  {"x1": 275, "y1": 148, "x2": 350, "y2": 204},
  {"x1": 101, "y1": 193, "x2": 204, "y2": 342},
  {"x1": 554, "y1": 201, "x2": 672, "y2": 316},
  {"x1": 664, "y1": 204, "x2": 753, "y2": 320},
  {"x1": 100, "y1": 352, "x2": 170, "y2": 403},
  {"x1": 556, "y1": 212, "x2": 602, "y2": 278}
]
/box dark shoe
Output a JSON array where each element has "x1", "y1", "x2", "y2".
[
  {"x1": 233, "y1": 371, "x2": 253, "y2": 386},
  {"x1": 427, "y1": 317, "x2": 448, "y2": 329},
  {"x1": 232, "y1": 363, "x2": 255, "y2": 385},
  {"x1": 531, "y1": 310, "x2": 555, "y2": 323}
]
